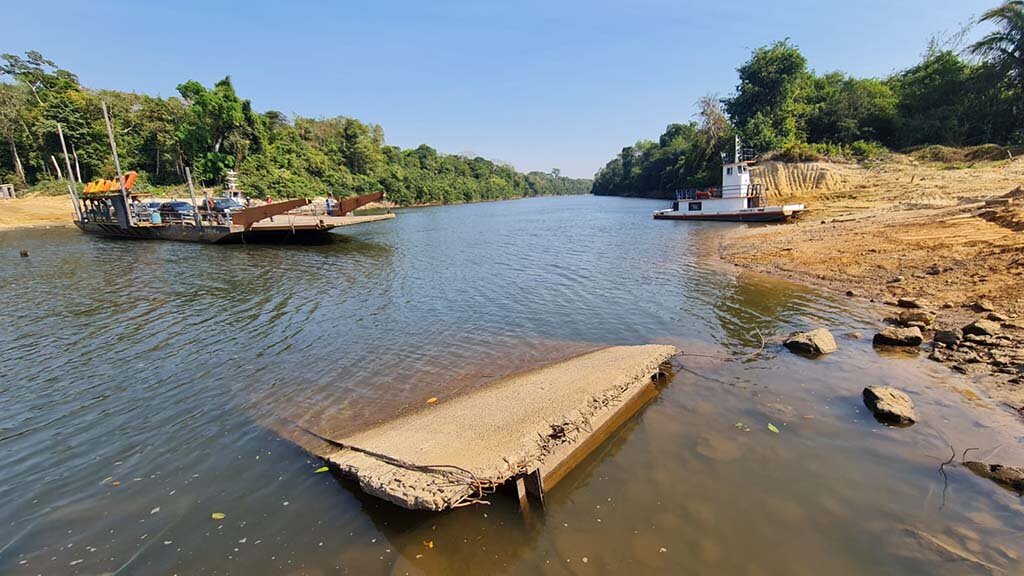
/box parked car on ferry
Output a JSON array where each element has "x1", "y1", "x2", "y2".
[
  {"x1": 209, "y1": 197, "x2": 246, "y2": 215},
  {"x1": 159, "y1": 201, "x2": 195, "y2": 220}
]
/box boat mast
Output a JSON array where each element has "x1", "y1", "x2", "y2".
[
  {"x1": 56, "y1": 123, "x2": 82, "y2": 220},
  {"x1": 101, "y1": 101, "x2": 134, "y2": 227}
]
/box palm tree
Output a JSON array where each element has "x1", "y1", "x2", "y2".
[{"x1": 970, "y1": 1, "x2": 1024, "y2": 89}]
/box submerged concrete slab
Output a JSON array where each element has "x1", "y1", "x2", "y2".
[{"x1": 322, "y1": 345, "x2": 678, "y2": 510}]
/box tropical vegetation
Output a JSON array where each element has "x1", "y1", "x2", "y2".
[
  {"x1": 0, "y1": 53, "x2": 590, "y2": 203},
  {"x1": 593, "y1": 1, "x2": 1024, "y2": 198}
]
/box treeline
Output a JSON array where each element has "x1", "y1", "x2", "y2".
[
  {"x1": 0, "y1": 52, "x2": 590, "y2": 204},
  {"x1": 593, "y1": 1, "x2": 1024, "y2": 197}
]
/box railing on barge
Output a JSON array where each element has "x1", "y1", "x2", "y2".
[{"x1": 674, "y1": 183, "x2": 764, "y2": 200}]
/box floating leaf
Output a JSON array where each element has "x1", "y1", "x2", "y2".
[
  {"x1": 734, "y1": 422, "x2": 744, "y2": 429},
  {"x1": 314, "y1": 466, "x2": 329, "y2": 474},
  {"x1": 768, "y1": 423, "x2": 780, "y2": 434},
  {"x1": 423, "y1": 540, "x2": 434, "y2": 549},
  {"x1": 211, "y1": 512, "x2": 226, "y2": 520},
  {"x1": 426, "y1": 397, "x2": 438, "y2": 405}
]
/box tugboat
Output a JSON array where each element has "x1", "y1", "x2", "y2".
[{"x1": 653, "y1": 138, "x2": 805, "y2": 222}]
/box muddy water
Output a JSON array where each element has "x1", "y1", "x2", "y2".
[{"x1": 1, "y1": 195, "x2": 1022, "y2": 575}]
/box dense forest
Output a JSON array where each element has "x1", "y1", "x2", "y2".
[
  {"x1": 593, "y1": 1, "x2": 1024, "y2": 198},
  {"x1": 0, "y1": 54, "x2": 590, "y2": 204}
]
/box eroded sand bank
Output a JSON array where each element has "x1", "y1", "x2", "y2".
[
  {"x1": 318, "y1": 345, "x2": 677, "y2": 510},
  {"x1": 721, "y1": 158, "x2": 1024, "y2": 409}
]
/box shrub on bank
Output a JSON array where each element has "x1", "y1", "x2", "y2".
[{"x1": 773, "y1": 140, "x2": 890, "y2": 163}]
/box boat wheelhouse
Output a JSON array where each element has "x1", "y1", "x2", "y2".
[{"x1": 653, "y1": 139, "x2": 805, "y2": 222}]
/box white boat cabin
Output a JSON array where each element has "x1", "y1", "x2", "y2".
[{"x1": 653, "y1": 139, "x2": 805, "y2": 222}]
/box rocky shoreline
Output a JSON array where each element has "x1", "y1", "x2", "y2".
[{"x1": 718, "y1": 159, "x2": 1024, "y2": 414}]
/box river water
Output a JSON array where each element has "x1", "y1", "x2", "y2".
[{"x1": 1, "y1": 195, "x2": 1022, "y2": 575}]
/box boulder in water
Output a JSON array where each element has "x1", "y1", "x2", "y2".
[
  {"x1": 863, "y1": 386, "x2": 917, "y2": 425},
  {"x1": 783, "y1": 328, "x2": 837, "y2": 356}
]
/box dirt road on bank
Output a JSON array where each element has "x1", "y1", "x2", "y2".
[{"x1": 721, "y1": 157, "x2": 1024, "y2": 411}]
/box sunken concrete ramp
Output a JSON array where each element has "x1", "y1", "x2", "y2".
[{"x1": 325, "y1": 345, "x2": 677, "y2": 510}]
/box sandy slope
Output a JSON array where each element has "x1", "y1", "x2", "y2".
[
  {"x1": 0, "y1": 197, "x2": 76, "y2": 229},
  {"x1": 722, "y1": 158, "x2": 1024, "y2": 409}
]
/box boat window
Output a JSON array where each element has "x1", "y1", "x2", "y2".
[
  {"x1": 688, "y1": 202, "x2": 702, "y2": 211},
  {"x1": 726, "y1": 167, "x2": 733, "y2": 175}
]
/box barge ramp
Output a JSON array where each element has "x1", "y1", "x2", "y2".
[{"x1": 310, "y1": 345, "x2": 677, "y2": 511}]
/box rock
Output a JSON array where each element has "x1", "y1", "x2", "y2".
[
  {"x1": 963, "y1": 319, "x2": 1000, "y2": 337},
  {"x1": 897, "y1": 310, "x2": 935, "y2": 327},
  {"x1": 845, "y1": 289, "x2": 857, "y2": 297},
  {"x1": 863, "y1": 386, "x2": 917, "y2": 424},
  {"x1": 873, "y1": 326, "x2": 924, "y2": 347},
  {"x1": 846, "y1": 331, "x2": 864, "y2": 340},
  {"x1": 964, "y1": 461, "x2": 1024, "y2": 494},
  {"x1": 926, "y1": 264, "x2": 941, "y2": 275},
  {"x1": 933, "y1": 329, "x2": 962, "y2": 347},
  {"x1": 888, "y1": 276, "x2": 905, "y2": 284},
  {"x1": 19, "y1": 249, "x2": 29, "y2": 258},
  {"x1": 972, "y1": 299, "x2": 995, "y2": 312},
  {"x1": 783, "y1": 328, "x2": 837, "y2": 356},
  {"x1": 897, "y1": 297, "x2": 923, "y2": 309},
  {"x1": 963, "y1": 334, "x2": 1008, "y2": 347},
  {"x1": 986, "y1": 312, "x2": 1008, "y2": 322}
]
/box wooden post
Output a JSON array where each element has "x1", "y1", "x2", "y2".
[
  {"x1": 57, "y1": 124, "x2": 82, "y2": 220},
  {"x1": 101, "y1": 101, "x2": 133, "y2": 226},
  {"x1": 50, "y1": 156, "x2": 63, "y2": 180},
  {"x1": 72, "y1": 144, "x2": 83, "y2": 183},
  {"x1": 185, "y1": 166, "x2": 204, "y2": 232}
]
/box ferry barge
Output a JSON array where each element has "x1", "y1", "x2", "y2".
[
  {"x1": 75, "y1": 184, "x2": 390, "y2": 244},
  {"x1": 63, "y1": 103, "x2": 392, "y2": 244},
  {"x1": 654, "y1": 139, "x2": 805, "y2": 222}
]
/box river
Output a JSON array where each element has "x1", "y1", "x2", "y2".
[{"x1": 1, "y1": 195, "x2": 1022, "y2": 575}]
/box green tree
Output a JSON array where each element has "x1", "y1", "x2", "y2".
[
  {"x1": 971, "y1": 1, "x2": 1024, "y2": 91},
  {"x1": 724, "y1": 40, "x2": 809, "y2": 150},
  {"x1": 176, "y1": 77, "x2": 262, "y2": 183}
]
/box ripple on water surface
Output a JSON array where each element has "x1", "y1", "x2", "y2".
[{"x1": 0, "y1": 196, "x2": 1022, "y2": 575}]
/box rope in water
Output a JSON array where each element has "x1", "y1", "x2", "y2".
[{"x1": 672, "y1": 327, "x2": 766, "y2": 362}]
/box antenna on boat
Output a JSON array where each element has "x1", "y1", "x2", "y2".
[
  {"x1": 56, "y1": 123, "x2": 82, "y2": 220},
  {"x1": 101, "y1": 101, "x2": 133, "y2": 226}
]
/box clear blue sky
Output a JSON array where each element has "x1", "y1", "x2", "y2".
[{"x1": 3, "y1": 0, "x2": 996, "y2": 178}]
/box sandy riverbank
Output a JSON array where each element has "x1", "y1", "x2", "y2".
[
  {"x1": 719, "y1": 157, "x2": 1024, "y2": 411},
  {"x1": 0, "y1": 197, "x2": 76, "y2": 230}
]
